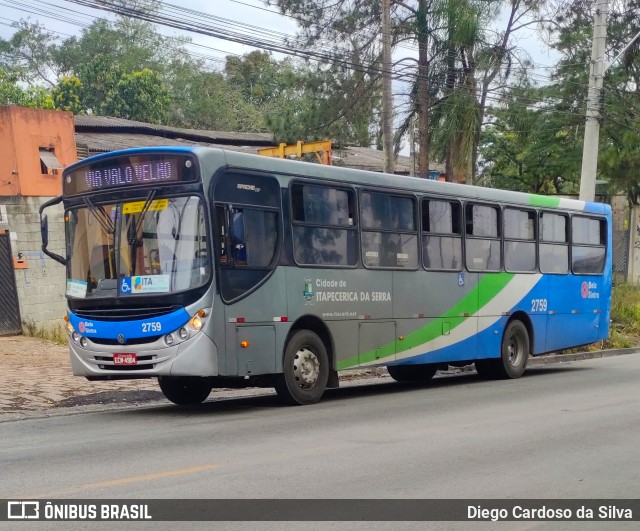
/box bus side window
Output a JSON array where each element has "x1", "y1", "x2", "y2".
[
  {"x1": 422, "y1": 199, "x2": 462, "y2": 271},
  {"x1": 504, "y1": 208, "x2": 536, "y2": 273},
  {"x1": 571, "y1": 216, "x2": 606, "y2": 274},
  {"x1": 291, "y1": 183, "x2": 357, "y2": 267},
  {"x1": 540, "y1": 212, "x2": 569, "y2": 274},
  {"x1": 465, "y1": 203, "x2": 501, "y2": 271},
  {"x1": 360, "y1": 191, "x2": 418, "y2": 269}
]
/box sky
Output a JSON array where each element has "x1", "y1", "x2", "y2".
[
  {"x1": 0, "y1": 0, "x2": 300, "y2": 67},
  {"x1": 0, "y1": 0, "x2": 559, "y2": 75},
  {"x1": 0, "y1": 0, "x2": 561, "y2": 154}
]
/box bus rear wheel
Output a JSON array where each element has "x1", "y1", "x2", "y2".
[
  {"x1": 275, "y1": 330, "x2": 329, "y2": 405},
  {"x1": 387, "y1": 364, "x2": 438, "y2": 382},
  {"x1": 476, "y1": 320, "x2": 530, "y2": 379},
  {"x1": 158, "y1": 376, "x2": 211, "y2": 405}
]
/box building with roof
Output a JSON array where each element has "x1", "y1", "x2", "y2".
[
  {"x1": 0, "y1": 106, "x2": 445, "y2": 335},
  {"x1": 72, "y1": 115, "x2": 445, "y2": 176}
]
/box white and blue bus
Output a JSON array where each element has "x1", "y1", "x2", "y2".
[{"x1": 40, "y1": 147, "x2": 612, "y2": 405}]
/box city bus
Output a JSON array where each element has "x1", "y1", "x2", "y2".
[{"x1": 40, "y1": 147, "x2": 612, "y2": 406}]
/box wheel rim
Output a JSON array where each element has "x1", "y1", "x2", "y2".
[
  {"x1": 507, "y1": 331, "x2": 525, "y2": 367},
  {"x1": 293, "y1": 347, "x2": 320, "y2": 389}
]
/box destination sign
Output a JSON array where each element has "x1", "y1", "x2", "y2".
[{"x1": 63, "y1": 153, "x2": 197, "y2": 195}]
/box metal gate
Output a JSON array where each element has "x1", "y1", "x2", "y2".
[{"x1": 0, "y1": 232, "x2": 21, "y2": 335}]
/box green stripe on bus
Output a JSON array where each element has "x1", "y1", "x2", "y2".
[
  {"x1": 528, "y1": 195, "x2": 560, "y2": 207},
  {"x1": 337, "y1": 273, "x2": 515, "y2": 369}
]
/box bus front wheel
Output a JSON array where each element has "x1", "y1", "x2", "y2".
[
  {"x1": 476, "y1": 320, "x2": 530, "y2": 379},
  {"x1": 158, "y1": 376, "x2": 211, "y2": 405},
  {"x1": 276, "y1": 330, "x2": 329, "y2": 405},
  {"x1": 387, "y1": 364, "x2": 438, "y2": 382}
]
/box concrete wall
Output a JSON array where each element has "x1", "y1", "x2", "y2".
[
  {"x1": 0, "y1": 196, "x2": 67, "y2": 334},
  {"x1": 0, "y1": 106, "x2": 76, "y2": 335}
]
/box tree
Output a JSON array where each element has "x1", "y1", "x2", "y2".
[
  {"x1": 102, "y1": 68, "x2": 172, "y2": 124},
  {"x1": 0, "y1": 21, "x2": 60, "y2": 87},
  {"x1": 478, "y1": 80, "x2": 582, "y2": 194},
  {"x1": 274, "y1": 0, "x2": 542, "y2": 181},
  {"x1": 0, "y1": 67, "x2": 54, "y2": 108},
  {"x1": 538, "y1": 0, "x2": 640, "y2": 200},
  {"x1": 51, "y1": 75, "x2": 83, "y2": 114}
]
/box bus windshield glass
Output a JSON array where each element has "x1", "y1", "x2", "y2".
[{"x1": 65, "y1": 196, "x2": 209, "y2": 299}]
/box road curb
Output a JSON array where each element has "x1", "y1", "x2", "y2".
[{"x1": 528, "y1": 347, "x2": 640, "y2": 366}]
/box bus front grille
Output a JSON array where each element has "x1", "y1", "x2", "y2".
[
  {"x1": 91, "y1": 335, "x2": 162, "y2": 346},
  {"x1": 73, "y1": 305, "x2": 181, "y2": 322}
]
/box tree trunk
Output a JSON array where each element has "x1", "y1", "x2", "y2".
[
  {"x1": 382, "y1": 0, "x2": 395, "y2": 174},
  {"x1": 416, "y1": 0, "x2": 430, "y2": 179}
]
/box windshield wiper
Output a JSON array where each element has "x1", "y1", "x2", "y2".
[
  {"x1": 128, "y1": 190, "x2": 157, "y2": 273},
  {"x1": 84, "y1": 196, "x2": 115, "y2": 235}
]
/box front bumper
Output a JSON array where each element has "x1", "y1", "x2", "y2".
[{"x1": 69, "y1": 331, "x2": 218, "y2": 378}]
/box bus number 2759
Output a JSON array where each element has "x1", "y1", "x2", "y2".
[
  {"x1": 530, "y1": 299, "x2": 548, "y2": 312},
  {"x1": 142, "y1": 322, "x2": 162, "y2": 333}
]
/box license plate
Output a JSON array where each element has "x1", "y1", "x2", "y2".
[{"x1": 113, "y1": 353, "x2": 137, "y2": 365}]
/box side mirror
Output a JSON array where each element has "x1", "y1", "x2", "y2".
[
  {"x1": 39, "y1": 196, "x2": 66, "y2": 266},
  {"x1": 41, "y1": 214, "x2": 49, "y2": 248}
]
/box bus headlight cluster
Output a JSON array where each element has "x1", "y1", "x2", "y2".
[
  {"x1": 68, "y1": 325, "x2": 89, "y2": 348},
  {"x1": 161, "y1": 309, "x2": 210, "y2": 347}
]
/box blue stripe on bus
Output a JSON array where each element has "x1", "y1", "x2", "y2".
[{"x1": 68, "y1": 308, "x2": 191, "y2": 340}]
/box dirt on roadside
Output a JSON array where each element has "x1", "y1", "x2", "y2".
[{"x1": 0, "y1": 335, "x2": 162, "y2": 414}]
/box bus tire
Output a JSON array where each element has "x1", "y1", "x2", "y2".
[
  {"x1": 475, "y1": 321, "x2": 530, "y2": 379},
  {"x1": 276, "y1": 330, "x2": 329, "y2": 405},
  {"x1": 498, "y1": 320, "x2": 530, "y2": 378},
  {"x1": 158, "y1": 376, "x2": 211, "y2": 405},
  {"x1": 387, "y1": 364, "x2": 437, "y2": 382}
]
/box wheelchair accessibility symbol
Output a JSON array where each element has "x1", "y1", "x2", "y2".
[{"x1": 120, "y1": 278, "x2": 131, "y2": 294}]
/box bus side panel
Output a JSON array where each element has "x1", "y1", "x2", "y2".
[
  {"x1": 546, "y1": 274, "x2": 602, "y2": 351},
  {"x1": 391, "y1": 270, "x2": 479, "y2": 365},
  {"x1": 499, "y1": 273, "x2": 548, "y2": 356},
  {"x1": 221, "y1": 269, "x2": 289, "y2": 376},
  {"x1": 474, "y1": 272, "x2": 546, "y2": 358},
  {"x1": 286, "y1": 267, "x2": 394, "y2": 369},
  {"x1": 599, "y1": 216, "x2": 613, "y2": 340}
]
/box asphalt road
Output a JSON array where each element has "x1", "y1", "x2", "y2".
[{"x1": 1, "y1": 354, "x2": 639, "y2": 528}]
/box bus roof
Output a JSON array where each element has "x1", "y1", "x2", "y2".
[
  {"x1": 212, "y1": 148, "x2": 608, "y2": 216},
  {"x1": 65, "y1": 146, "x2": 609, "y2": 216}
]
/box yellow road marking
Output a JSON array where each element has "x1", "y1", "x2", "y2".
[{"x1": 25, "y1": 463, "x2": 219, "y2": 498}]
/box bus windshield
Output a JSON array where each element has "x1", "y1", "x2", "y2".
[{"x1": 65, "y1": 195, "x2": 209, "y2": 299}]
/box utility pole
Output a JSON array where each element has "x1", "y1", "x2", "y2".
[
  {"x1": 382, "y1": 0, "x2": 395, "y2": 174},
  {"x1": 409, "y1": 116, "x2": 415, "y2": 177},
  {"x1": 579, "y1": 0, "x2": 608, "y2": 201}
]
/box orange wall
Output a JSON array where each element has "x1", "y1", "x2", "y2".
[{"x1": 0, "y1": 106, "x2": 77, "y2": 197}]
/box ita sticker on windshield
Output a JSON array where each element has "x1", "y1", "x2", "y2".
[
  {"x1": 123, "y1": 199, "x2": 169, "y2": 214},
  {"x1": 120, "y1": 275, "x2": 170, "y2": 294}
]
